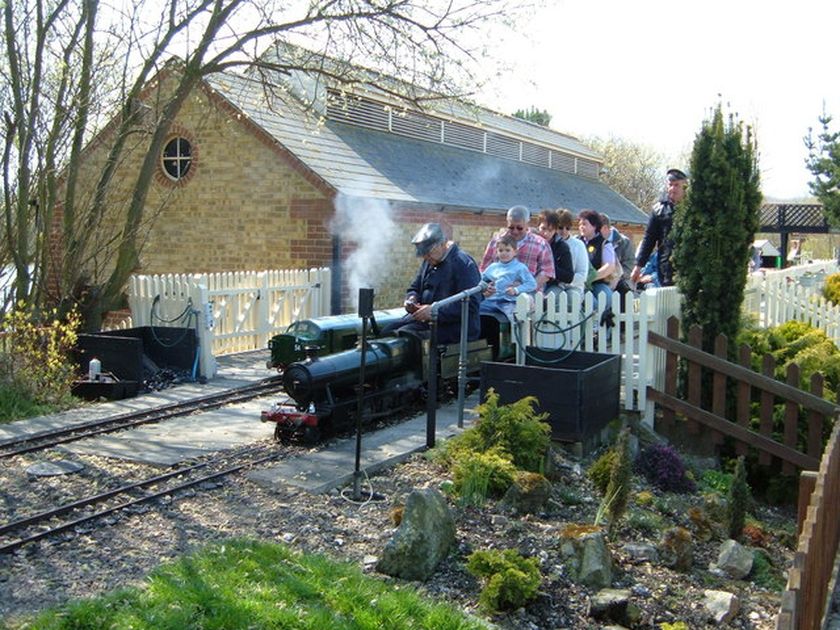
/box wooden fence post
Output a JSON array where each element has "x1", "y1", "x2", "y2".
[
  {"x1": 783, "y1": 364, "x2": 801, "y2": 476},
  {"x1": 712, "y1": 334, "x2": 727, "y2": 445},
  {"x1": 687, "y1": 324, "x2": 703, "y2": 434},
  {"x1": 759, "y1": 354, "x2": 776, "y2": 466},
  {"x1": 736, "y1": 344, "x2": 752, "y2": 456}
]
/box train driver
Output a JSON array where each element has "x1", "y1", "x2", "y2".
[{"x1": 383, "y1": 222, "x2": 482, "y2": 344}]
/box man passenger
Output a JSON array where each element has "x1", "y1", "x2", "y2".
[{"x1": 479, "y1": 205, "x2": 554, "y2": 292}]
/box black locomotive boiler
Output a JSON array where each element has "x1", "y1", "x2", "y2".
[{"x1": 261, "y1": 313, "x2": 512, "y2": 443}]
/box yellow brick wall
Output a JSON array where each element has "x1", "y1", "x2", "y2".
[{"x1": 65, "y1": 74, "x2": 332, "y2": 286}]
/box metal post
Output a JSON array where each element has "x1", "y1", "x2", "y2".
[
  {"x1": 426, "y1": 280, "x2": 487, "y2": 447},
  {"x1": 426, "y1": 317, "x2": 438, "y2": 449},
  {"x1": 456, "y1": 298, "x2": 470, "y2": 428},
  {"x1": 353, "y1": 314, "x2": 368, "y2": 500}
]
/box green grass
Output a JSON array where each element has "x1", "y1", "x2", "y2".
[{"x1": 2, "y1": 539, "x2": 488, "y2": 630}]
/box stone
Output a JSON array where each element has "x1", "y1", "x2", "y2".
[
  {"x1": 714, "y1": 539, "x2": 754, "y2": 579},
  {"x1": 26, "y1": 460, "x2": 84, "y2": 476},
  {"x1": 589, "y1": 588, "x2": 639, "y2": 627},
  {"x1": 376, "y1": 488, "x2": 455, "y2": 581},
  {"x1": 703, "y1": 589, "x2": 740, "y2": 624},
  {"x1": 559, "y1": 526, "x2": 613, "y2": 589},
  {"x1": 500, "y1": 472, "x2": 552, "y2": 514},
  {"x1": 622, "y1": 542, "x2": 659, "y2": 564}
]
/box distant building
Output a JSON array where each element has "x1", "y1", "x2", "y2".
[{"x1": 65, "y1": 48, "x2": 649, "y2": 312}]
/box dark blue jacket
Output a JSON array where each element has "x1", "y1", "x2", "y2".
[
  {"x1": 636, "y1": 197, "x2": 675, "y2": 287},
  {"x1": 406, "y1": 243, "x2": 481, "y2": 344}
]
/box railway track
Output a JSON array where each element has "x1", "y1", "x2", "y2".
[
  {"x1": 0, "y1": 443, "x2": 290, "y2": 554},
  {"x1": 0, "y1": 377, "x2": 286, "y2": 459}
]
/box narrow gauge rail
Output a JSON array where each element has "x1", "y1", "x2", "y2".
[
  {"x1": 0, "y1": 377, "x2": 285, "y2": 459},
  {"x1": 0, "y1": 443, "x2": 289, "y2": 554}
]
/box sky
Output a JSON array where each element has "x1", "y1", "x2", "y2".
[{"x1": 474, "y1": 0, "x2": 840, "y2": 200}]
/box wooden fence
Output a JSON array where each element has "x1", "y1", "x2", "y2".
[
  {"x1": 776, "y1": 419, "x2": 840, "y2": 630},
  {"x1": 646, "y1": 316, "x2": 832, "y2": 472}
]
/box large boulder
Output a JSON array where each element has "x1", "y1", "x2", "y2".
[
  {"x1": 376, "y1": 488, "x2": 456, "y2": 581},
  {"x1": 559, "y1": 525, "x2": 613, "y2": 589},
  {"x1": 713, "y1": 539, "x2": 754, "y2": 579}
]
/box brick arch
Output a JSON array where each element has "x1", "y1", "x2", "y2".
[{"x1": 154, "y1": 123, "x2": 199, "y2": 188}]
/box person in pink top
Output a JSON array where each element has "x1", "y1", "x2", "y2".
[{"x1": 479, "y1": 205, "x2": 555, "y2": 292}]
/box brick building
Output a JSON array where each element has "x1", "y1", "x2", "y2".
[{"x1": 74, "y1": 55, "x2": 649, "y2": 314}]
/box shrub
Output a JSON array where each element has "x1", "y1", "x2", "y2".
[
  {"x1": 635, "y1": 490, "x2": 654, "y2": 506},
  {"x1": 699, "y1": 469, "x2": 733, "y2": 495},
  {"x1": 587, "y1": 449, "x2": 617, "y2": 495},
  {"x1": 625, "y1": 508, "x2": 666, "y2": 536},
  {"x1": 726, "y1": 456, "x2": 751, "y2": 540},
  {"x1": 465, "y1": 548, "x2": 541, "y2": 613},
  {"x1": 605, "y1": 429, "x2": 633, "y2": 537},
  {"x1": 635, "y1": 443, "x2": 696, "y2": 493},
  {"x1": 823, "y1": 272, "x2": 840, "y2": 304},
  {"x1": 451, "y1": 447, "x2": 516, "y2": 506},
  {"x1": 0, "y1": 304, "x2": 81, "y2": 420},
  {"x1": 471, "y1": 390, "x2": 551, "y2": 473}
]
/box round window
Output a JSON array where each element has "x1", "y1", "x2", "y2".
[{"x1": 161, "y1": 137, "x2": 192, "y2": 181}]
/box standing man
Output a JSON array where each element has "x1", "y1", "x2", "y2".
[
  {"x1": 630, "y1": 168, "x2": 688, "y2": 288},
  {"x1": 386, "y1": 223, "x2": 481, "y2": 344},
  {"x1": 480, "y1": 205, "x2": 555, "y2": 292}
]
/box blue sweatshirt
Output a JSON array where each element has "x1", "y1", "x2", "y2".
[{"x1": 482, "y1": 259, "x2": 537, "y2": 304}]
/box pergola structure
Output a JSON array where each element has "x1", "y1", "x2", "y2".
[{"x1": 758, "y1": 203, "x2": 831, "y2": 263}]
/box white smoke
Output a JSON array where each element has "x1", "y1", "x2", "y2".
[{"x1": 331, "y1": 192, "x2": 397, "y2": 308}]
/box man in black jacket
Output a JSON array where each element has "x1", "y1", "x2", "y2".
[
  {"x1": 630, "y1": 168, "x2": 688, "y2": 288},
  {"x1": 385, "y1": 223, "x2": 481, "y2": 344}
]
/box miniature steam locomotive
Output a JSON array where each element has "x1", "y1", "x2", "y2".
[{"x1": 261, "y1": 311, "x2": 515, "y2": 443}]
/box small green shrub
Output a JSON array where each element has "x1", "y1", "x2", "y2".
[
  {"x1": 587, "y1": 449, "x2": 617, "y2": 495},
  {"x1": 606, "y1": 429, "x2": 633, "y2": 537},
  {"x1": 751, "y1": 549, "x2": 785, "y2": 591},
  {"x1": 465, "y1": 548, "x2": 541, "y2": 613},
  {"x1": 699, "y1": 469, "x2": 734, "y2": 495},
  {"x1": 451, "y1": 447, "x2": 516, "y2": 506},
  {"x1": 726, "y1": 456, "x2": 751, "y2": 540},
  {"x1": 471, "y1": 389, "x2": 551, "y2": 473},
  {"x1": 659, "y1": 622, "x2": 690, "y2": 630},
  {"x1": 625, "y1": 508, "x2": 665, "y2": 536}
]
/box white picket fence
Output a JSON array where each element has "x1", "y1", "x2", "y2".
[
  {"x1": 126, "y1": 268, "x2": 331, "y2": 378},
  {"x1": 511, "y1": 260, "x2": 840, "y2": 423}
]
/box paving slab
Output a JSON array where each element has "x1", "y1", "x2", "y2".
[
  {"x1": 63, "y1": 400, "x2": 271, "y2": 465},
  {"x1": 0, "y1": 350, "x2": 272, "y2": 443}
]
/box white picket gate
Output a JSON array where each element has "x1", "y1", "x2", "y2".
[{"x1": 127, "y1": 268, "x2": 331, "y2": 378}]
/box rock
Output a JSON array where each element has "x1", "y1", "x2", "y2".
[
  {"x1": 658, "y1": 526, "x2": 693, "y2": 572},
  {"x1": 559, "y1": 525, "x2": 613, "y2": 589},
  {"x1": 622, "y1": 542, "x2": 659, "y2": 564},
  {"x1": 589, "y1": 588, "x2": 639, "y2": 627},
  {"x1": 703, "y1": 589, "x2": 740, "y2": 623},
  {"x1": 26, "y1": 460, "x2": 84, "y2": 476},
  {"x1": 714, "y1": 539, "x2": 754, "y2": 579},
  {"x1": 376, "y1": 488, "x2": 455, "y2": 581},
  {"x1": 491, "y1": 514, "x2": 509, "y2": 527},
  {"x1": 500, "y1": 472, "x2": 552, "y2": 514}
]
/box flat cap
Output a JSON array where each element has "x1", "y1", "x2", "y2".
[
  {"x1": 411, "y1": 223, "x2": 445, "y2": 256},
  {"x1": 666, "y1": 168, "x2": 689, "y2": 181}
]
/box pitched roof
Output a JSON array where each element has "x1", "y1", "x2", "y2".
[{"x1": 207, "y1": 72, "x2": 649, "y2": 225}]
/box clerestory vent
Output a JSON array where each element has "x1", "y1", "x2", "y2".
[
  {"x1": 326, "y1": 92, "x2": 389, "y2": 132},
  {"x1": 390, "y1": 109, "x2": 441, "y2": 142},
  {"x1": 325, "y1": 89, "x2": 599, "y2": 179}
]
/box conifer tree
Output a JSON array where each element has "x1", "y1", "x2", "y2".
[
  {"x1": 606, "y1": 428, "x2": 633, "y2": 538},
  {"x1": 726, "y1": 456, "x2": 750, "y2": 540},
  {"x1": 672, "y1": 105, "x2": 762, "y2": 353}
]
